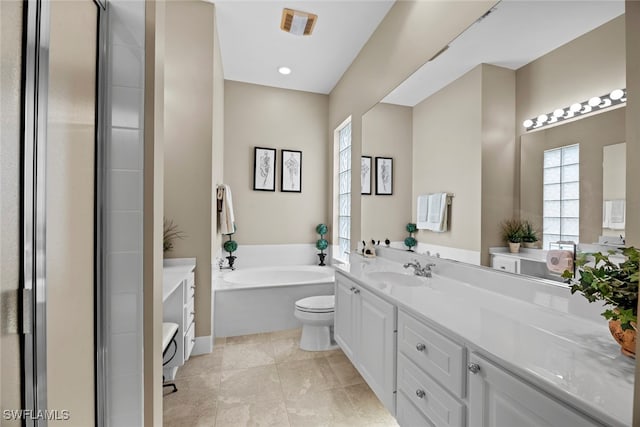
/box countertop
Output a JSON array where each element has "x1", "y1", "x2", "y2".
[
  {"x1": 334, "y1": 255, "x2": 634, "y2": 427},
  {"x1": 163, "y1": 258, "x2": 196, "y2": 301}
]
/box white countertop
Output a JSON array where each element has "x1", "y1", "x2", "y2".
[
  {"x1": 334, "y1": 255, "x2": 634, "y2": 427},
  {"x1": 490, "y1": 247, "x2": 549, "y2": 262},
  {"x1": 163, "y1": 258, "x2": 196, "y2": 301}
]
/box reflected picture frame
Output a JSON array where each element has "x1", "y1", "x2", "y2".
[
  {"x1": 361, "y1": 156, "x2": 372, "y2": 195},
  {"x1": 281, "y1": 149, "x2": 302, "y2": 193},
  {"x1": 253, "y1": 147, "x2": 276, "y2": 191},
  {"x1": 375, "y1": 157, "x2": 393, "y2": 195}
]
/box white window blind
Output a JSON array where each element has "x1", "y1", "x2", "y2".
[{"x1": 542, "y1": 144, "x2": 579, "y2": 249}]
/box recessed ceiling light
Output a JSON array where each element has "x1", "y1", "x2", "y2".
[{"x1": 278, "y1": 66, "x2": 291, "y2": 75}]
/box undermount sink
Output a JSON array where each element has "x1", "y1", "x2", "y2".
[{"x1": 365, "y1": 271, "x2": 429, "y2": 288}]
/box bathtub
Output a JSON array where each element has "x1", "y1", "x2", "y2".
[{"x1": 214, "y1": 265, "x2": 335, "y2": 337}]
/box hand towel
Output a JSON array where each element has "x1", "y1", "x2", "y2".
[
  {"x1": 217, "y1": 184, "x2": 236, "y2": 235},
  {"x1": 546, "y1": 250, "x2": 573, "y2": 275},
  {"x1": 427, "y1": 193, "x2": 448, "y2": 232},
  {"x1": 416, "y1": 195, "x2": 429, "y2": 229},
  {"x1": 609, "y1": 199, "x2": 625, "y2": 230}
]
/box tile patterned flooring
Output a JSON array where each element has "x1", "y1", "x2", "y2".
[{"x1": 163, "y1": 329, "x2": 399, "y2": 426}]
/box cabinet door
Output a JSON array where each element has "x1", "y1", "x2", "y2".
[
  {"x1": 468, "y1": 353, "x2": 600, "y2": 427},
  {"x1": 334, "y1": 277, "x2": 357, "y2": 361},
  {"x1": 491, "y1": 256, "x2": 519, "y2": 274},
  {"x1": 358, "y1": 287, "x2": 397, "y2": 415}
]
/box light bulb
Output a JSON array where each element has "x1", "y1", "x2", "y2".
[
  {"x1": 278, "y1": 66, "x2": 292, "y2": 75},
  {"x1": 553, "y1": 109, "x2": 565, "y2": 118},
  {"x1": 569, "y1": 103, "x2": 582, "y2": 113},
  {"x1": 537, "y1": 114, "x2": 548, "y2": 123},
  {"x1": 588, "y1": 96, "x2": 602, "y2": 107},
  {"x1": 610, "y1": 89, "x2": 624, "y2": 100},
  {"x1": 523, "y1": 119, "x2": 534, "y2": 128}
]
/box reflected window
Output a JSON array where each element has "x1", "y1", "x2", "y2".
[
  {"x1": 336, "y1": 119, "x2": 351, "y2": 261},
  {"x1": 542, "y1": 144, "x2": 579, "y2": 249}
]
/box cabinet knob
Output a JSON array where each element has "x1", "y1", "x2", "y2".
[
  {"x1": 350, "y1": 287, "x2": 356, "y2": 292},
  {"x1": 190, "y1": 311, "x2": 195, "y2": 316},
  {"x1": 191, "y1": 338, "x2": 196, "y2": 343},
  {"x1": 191, "y1": 285, "x2": 196, "y2": 290},
  {"x1": 467, "y1": 363, "x2": 481, "y2": 374},
  {"x1": 354, "y1": 289, "x2": 360, "y2": 294},
  {"x1": 415, "y1": 389, "x2": 426, "y2": 399},
  {"x1": 416, "y1": 343, "x2": 426, "y2": 352}
]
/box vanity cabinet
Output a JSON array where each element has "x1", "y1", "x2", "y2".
[
  {"x1": 491, "y1": 254, "x2": 520, "y2": 274},
  {"x1": 467, "y1": 353, "x2": 601, "y2": 427},
  {"x1": 334, "y1": 273, "x2": 397, "y2": 414}
]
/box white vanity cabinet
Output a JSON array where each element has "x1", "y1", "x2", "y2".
[
  {"x1": 334, "y1": 273, "x2": 397, "y2": 414},
  {"x1": 491, "y1": 254, "x2": 520, "y2": 274},
  {"x1": 467, "y1": 353, "x2": 601, "y2": 427}
]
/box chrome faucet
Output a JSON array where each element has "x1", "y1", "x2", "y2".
[{"x1": 403, "y1": 260, "x2": 436, "y2": 278}]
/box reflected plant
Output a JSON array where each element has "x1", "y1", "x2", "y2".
[{"x1": 163, "y1": 218, "x2": 186, "y2": 253}]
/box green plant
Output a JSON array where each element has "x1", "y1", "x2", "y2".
[
  {"x1": 521, "y1": 220, "x2": 539, "y2": 243},
  {"x1": 500, "y1": 219, "x2": 524, "y2": 243},
  {"x1": 163, "y1": 218, "x2": 186, "y2": 253},
  {"x1": 562, "y1": 248, "x2": 639, "y2": 330}
]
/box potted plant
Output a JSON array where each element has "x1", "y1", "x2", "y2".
[
  {"x1": 521, "y1": 220, "x2": 539, "y2": 248},
  {"x1": 404, "y1": 223, "x2": 417, "y2": 252},
  {"x1": 500, "y1": 219, "x2": 524, "y2": 253},
  {"x1": 562, "y1": 248, "x2": 639, "y2": 357},
  {"x1": 316, "y1": 224, "x2": 329, "y2": 266},
  {"x1": 163, "y1": 218, "x2": 185, "y2": 254}
]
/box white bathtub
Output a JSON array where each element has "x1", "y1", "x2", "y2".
[{"x1": 214, "y1": 265, "x2": 335, "y2": 337}]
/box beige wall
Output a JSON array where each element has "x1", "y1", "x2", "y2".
[
  {"x1": 164, "y1": 1, "x2": 218, "y2": 338},
  {"x1": 412, "y1": 66, "x2": 483, "y2": 253},
  {"x1": 328, "y1": 1, "x2": 496, "y2": 249},
  {"x1": 47, "y1": 2, "x2": 96, "y2": 424},
  {"x1": 0, "y1": 1, "x2": 22, "y2": 423},
  {"x1": 520, "y1": 108, "x2": 626, "y2": 246},
  {"x1": 144, "y1": 0, "x2": 165, "y2": 424},
  {"x1": 362, "y1": 103, "x2": 412, "y2": 242},
  {"x1": 224, "y1": 81, "x2": 329, "y2": 245}
]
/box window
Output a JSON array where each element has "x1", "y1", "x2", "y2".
[
  {"x1": 542, "y1": 144, "x2": 579, "y2": 249},
  {"x1": 335, "y1": 119, "x2": 351, "y2": 261}
]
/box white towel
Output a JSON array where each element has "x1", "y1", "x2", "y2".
[
  {"x1": 217, "y1": 184, "x2": 236, "y2": 235},
  {"x1": 417, "y1": 193, "x2": 448, "y2": 232},
  {"x1": 610, "y1": 199, "x2": 625, "y2": 230}
]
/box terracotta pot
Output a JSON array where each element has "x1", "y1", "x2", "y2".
[
  {"x1": 508, "y1": 242, "x2": 520, "y2": 253},
  {"x1": 608, "y1": 319, "x2": 637, "y2": 358}
]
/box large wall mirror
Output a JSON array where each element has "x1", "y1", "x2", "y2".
[{"x1": 360, "y1": 0, "x2": 628, "y2": 283}]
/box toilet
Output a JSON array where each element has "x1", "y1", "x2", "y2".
[{"x1": 294, "y1": 295, "x2": 338, "y2": 351}]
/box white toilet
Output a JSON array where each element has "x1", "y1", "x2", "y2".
[{"x1": 294, "y1": 295, "x2": 338, "y2": 351}]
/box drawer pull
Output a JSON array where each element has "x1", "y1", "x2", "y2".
[
  {"x1": 415, "y1": 389, "x2": 426, "y2": 399},
  {"x1": 350, "y1": 287, "x2": 356, "y2": 292},
  {"x1": 191, "y1": 338, "x2": 196, "y2": 343},
  {"x1": 190, "y1": 311, "x2": 195, "y2": 316},
  {"x1": 354, "y1": 289, "x2": 360, "y2": 294},
  {"x1": 467, "y1": 363, "x2": 481, "y2": 374},
  {"x1": 191, "y1": 285, "x2": 196, "y2": 290},
  {"x1": 416, "y1": 343, "x2": 426, "y2": 352}
]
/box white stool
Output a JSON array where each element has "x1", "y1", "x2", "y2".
[{"x1": 162, "y1": 322, "x2": 179, "y2": 393}]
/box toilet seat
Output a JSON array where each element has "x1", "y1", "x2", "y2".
[{"x1": 295, "y1": 295, "x2": 334, "y2": 313}]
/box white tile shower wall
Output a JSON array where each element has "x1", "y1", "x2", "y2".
[
  {"x1": 221, "y1": 243, "x2": 330, "y2": 269},
  {"x1": 106, "y1": 0, "x2": 145, "y2": 425}
]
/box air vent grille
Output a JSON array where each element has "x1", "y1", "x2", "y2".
[{"x1": 281, "y1": 8, "x2": 317, "y2": 36}]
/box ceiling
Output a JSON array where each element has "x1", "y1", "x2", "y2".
[
  {"x1": 382, "y1": 0, "x2": 625, "y2": 106},
  {"x1": 214, "y1": 0, "x2": 395, "y2": 94}
]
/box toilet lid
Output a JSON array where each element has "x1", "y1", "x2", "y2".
[{"x1": 295, "y1": 295, "x2": 335, "y2": 313}]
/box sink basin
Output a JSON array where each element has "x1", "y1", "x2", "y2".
[{"x1": 365, "y1": 271, "x2": 429, "y2": 288}]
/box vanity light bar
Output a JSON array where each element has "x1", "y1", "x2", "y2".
[{"x1": 523, "y1": 88, "x2": 627, "y2": 131}]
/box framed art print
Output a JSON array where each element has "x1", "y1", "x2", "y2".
[
  {"x1": 375, "y1": 157, "x2": 393, "y2": 195},
  {"x1": 361, "y1": 156, "x2": 372, "y2": 195},
  {"x1": 253, "y1": 147, "x2": 276, "y2": 191},
  {"x1": 281, "y1": 149, "x2": 302, "y2": 193}
]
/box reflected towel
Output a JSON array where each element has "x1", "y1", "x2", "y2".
[
  {"x1": 546, "y1": 250, "x2": 573, "y2": 275},
  {"x1": 217, "y1": 184, "x2": 236, "y2": 235},
  {"x1": 420, "y1": 193, "x2": 448, "y2": 232}
]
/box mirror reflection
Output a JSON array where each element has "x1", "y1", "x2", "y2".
[{"x1": 360, "y1": 0, "x2": 628, "y2": 283}]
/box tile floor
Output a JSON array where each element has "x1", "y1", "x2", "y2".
[{"x1": 163, "y1": 328, "x2": 399, "y2": 427}]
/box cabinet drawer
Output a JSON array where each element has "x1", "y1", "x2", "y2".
[
  {"x1": 396, "y1": 389, "x2": 435, "y2": 427},
  {"x1": 184, "y1": 321, "x2": 195, "y2": 361},
  {"x1": 184, "y1": 271, "x2": 195, "y2": 301},
  {"x1": 184, "y1": 303, "x2": 195, "y2": 330},
  {"x1": 491, "y1": 256, "x2": 519, "y2": 274},
  {"x1": 397, "y1": 353, "x2": 465, "y2": 427},
  {"x1": 398, "y1": 311, "x2": 465, "y2": 398}
]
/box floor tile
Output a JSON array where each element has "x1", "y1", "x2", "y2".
[
  {"x1": 325, "y1": 353, "x2": 365, "y2": 387},
  {"x1": 277, "y1": 358, "x2": 341, "y2": 401},
  {"x1": 225, "y1": 332, "x2": 270, "y2": 346},
  {"x1": 163, "y1": 386, "x2": 217, "y2": 424},
  {"x1": 284, "y1": 388, "x2": 362, "y2": 427},
  {"x1": 271, "y1": 337, "x2": 325, "y2": 363},
  {"x1": 177, "y1": 347, "x2": 223, "y2": 379},
  {"x1": 268, "y1": 328, "x2": 301, "y2": 341},
  {"x1": 222, "y1": 341, "x2": 276, "y2": 370},
  {"x1": 214, "y1": 336, "x2": 227, "y2": 347},
  {"x1": 215, "y1": 398, "x2": 290, "y2": 427},
  {"x1": 219, "y1": 365, "x2": 283, "y2": 405},
  {"x1": 343, "y1": 383, "x2": 398, "y2": 426}
]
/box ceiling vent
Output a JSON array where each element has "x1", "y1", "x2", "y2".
[{"x1": 280, "y1": 8, "x2": 317, "y2": 36}]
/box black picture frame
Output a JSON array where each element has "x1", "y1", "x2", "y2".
[
  {"x1": 253, "y1": 147, "x2": 276, "y2": 191},
  {"x1": 375, "y1": 157, "x2": 393, "y2": 195},
  {"x1": 281, "y1": 149, "x2": 302, "y2": 193},
  {"x1": 361, "y1": 156, "x2": 372, "y2": 195}
]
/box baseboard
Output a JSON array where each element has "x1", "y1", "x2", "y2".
[{"x1": 191, "y1": 335, "x2": 213, "y2": 356}]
